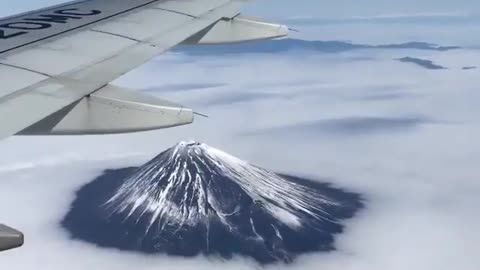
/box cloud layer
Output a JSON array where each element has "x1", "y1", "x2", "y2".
[{"x1": 0, "y1": 11, "x2": 480, "y2": 270}]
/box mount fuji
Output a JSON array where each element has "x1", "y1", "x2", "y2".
[{"x1": 62, "y1": 142, "x2": 363, "y2": 264}]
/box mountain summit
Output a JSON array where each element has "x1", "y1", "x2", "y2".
[{"x1": 63, "y1": 142, "x2": 363, "y2": 264}]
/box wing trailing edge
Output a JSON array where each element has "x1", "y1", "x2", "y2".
[{"x1": 18, "y1": 85, "x2": 193, "y2": 135}]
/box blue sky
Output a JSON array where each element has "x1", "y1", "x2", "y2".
[
  {"x1": 247, "y1": 0, "x2": 479, "y2": 18},
  {"x1": 3, "y1": 0, "x2": 479, "y2": 19}
]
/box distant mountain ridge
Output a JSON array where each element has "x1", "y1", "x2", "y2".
[{"x1": 175, "y1": 38, "x2": 461, "y2": 55}]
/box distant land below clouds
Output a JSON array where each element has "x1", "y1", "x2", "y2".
[
  {"x1": 397, "y1": 57, "x2": 447, "y2": 70},
  {"x1": 175, "y1": 39, "x2": 460, "y2": 56}
]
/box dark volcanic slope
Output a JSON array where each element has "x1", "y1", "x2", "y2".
[{"x1": 62, "y1": 142, "x2": 363, "y2": 264}]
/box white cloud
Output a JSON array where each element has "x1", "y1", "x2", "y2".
[
  {"x1": 1, "y1": 25, "x2": 480, "y2": 270},
  {"x1": 348, "y1": 12, "x2": 473, "y2": 19}
]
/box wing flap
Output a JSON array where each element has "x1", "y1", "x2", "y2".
[{"x1": 19, "y1": 85, "x2": 193, "y2": 135}]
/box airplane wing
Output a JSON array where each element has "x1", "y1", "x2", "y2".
[{"x1": 0, "y1": 0, "x2": 288, "y2": 140}]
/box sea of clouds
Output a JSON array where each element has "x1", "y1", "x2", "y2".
[{"x1": 1, "y1": 1, "x2": 480, "y2": 270}]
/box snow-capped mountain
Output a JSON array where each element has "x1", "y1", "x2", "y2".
[{"x1": 62, "y1": 142, "x2": 363, "y2": 264}]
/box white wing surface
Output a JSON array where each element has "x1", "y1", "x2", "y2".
[{"x1": 0, "y1": 0, "x2": 288, "y2": 140}]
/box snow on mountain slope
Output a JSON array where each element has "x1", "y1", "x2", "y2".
[{"x1": 62, "y1": 142, "x2": 363, "y2": 264}]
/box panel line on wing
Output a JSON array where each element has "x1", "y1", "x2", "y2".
[
  {"x1": 90, "y1": 29, "x2": 143, "y2": 43},
  {"x1": 0, "y1": 62, "x2": 52, "y2": 78},
  {"x1": 150, "y1": 7, "x2": 197, "y2": 18}
]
